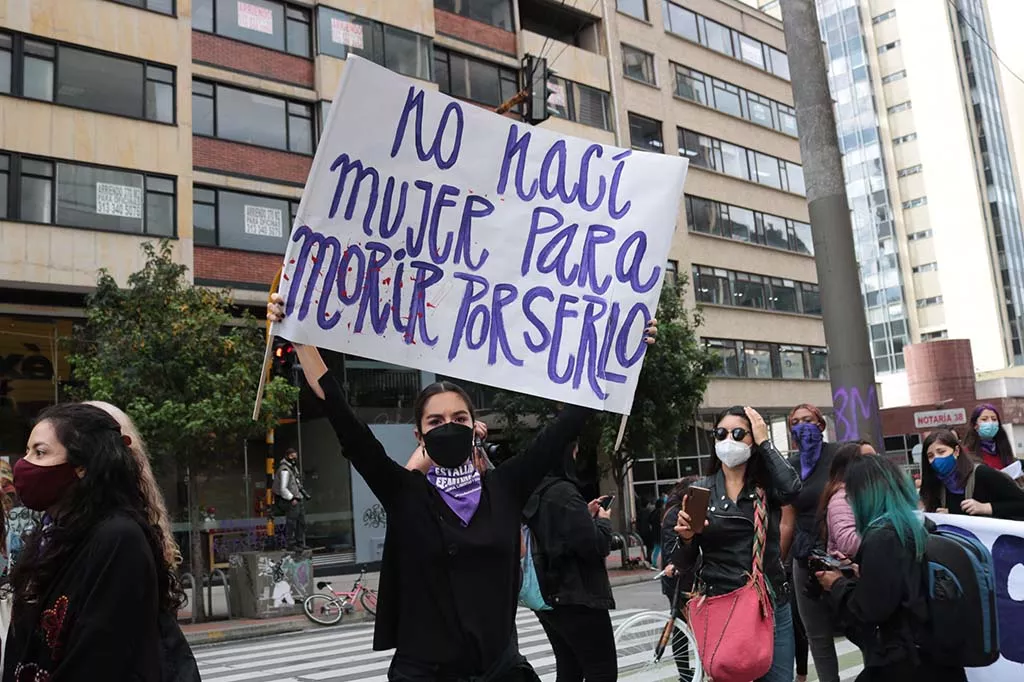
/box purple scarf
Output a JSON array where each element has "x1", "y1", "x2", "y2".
[
  {"x1": 792, "y1": 423, "x2": 824, "y2": 480},
  {"x1": 427, "y1": 461, "x2": 482, "y2": 527},
  {"x1": 940, "y1": 469, "x2": 966, "y2": 496},
  {"x1": 979, "y1": 438, "x2": 998, "y2": 461}
]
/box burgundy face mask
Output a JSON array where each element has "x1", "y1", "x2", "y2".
[{"x1": 13, "y1": 457, "x2": 80, "y2": 512}]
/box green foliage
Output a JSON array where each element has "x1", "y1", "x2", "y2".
[
  {"x1": 494, "y1": 276, "x2": 719, "y2": 489},
  {"x1": 67, "y1": 241, "x2": 298, "y2": 470}
]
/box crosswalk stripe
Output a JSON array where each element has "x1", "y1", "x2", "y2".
[{"x1": 196, "y1": 608, "x2": 865, "y2": 682}]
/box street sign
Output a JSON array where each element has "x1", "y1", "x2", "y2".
[{"x1": 912, "y1": 407, "x2": 967, "y2": 429}]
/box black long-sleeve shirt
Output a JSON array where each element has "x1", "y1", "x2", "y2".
[
  {"x1": 318, "y1": 372, "x2": 589, "y2": 672},
  {"x1": 939, "y1": 464, "x2": 1024, "y2": 521}
]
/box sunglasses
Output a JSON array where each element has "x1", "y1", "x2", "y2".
[{"x1": 714, "y1": 427, "x2": 750, "y2": 442}]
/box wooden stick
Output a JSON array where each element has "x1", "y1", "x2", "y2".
[
  {"x1": 613, "y1": 413, "x2": 629, "y2": 452},
  {"x1": 495, "y1": 89, "x2": 528, "y2": 115},
  {"x1": 252, "y1": 267, "x2": 283, "y2": 421}
]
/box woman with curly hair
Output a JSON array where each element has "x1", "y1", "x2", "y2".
[{"x1": 3, "y1": 402, "x2": 185, "y2": 681}]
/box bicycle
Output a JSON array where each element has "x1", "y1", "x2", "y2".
[{"x1": 302, "y1": 567, "x2": 378, "y2": 626}]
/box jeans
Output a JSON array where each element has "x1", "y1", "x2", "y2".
[
  {"x1": 757, "y1": 598, "x2": 795, "y2": 682},
  {"x1": 285, "y1": 500, "x2": 307, "y2": 550},
  {"x1": 793, "y1": 559, "x2": 840, "y2": 682},
  {"x1": 537, "y1": 606, "x2": 617, "y2": 682}
]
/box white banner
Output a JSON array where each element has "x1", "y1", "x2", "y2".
[
  {"x1": 238, "y1": 1, "x2": 273, "y2": 35},
  {"x1": 95, "y1": 182, "x2": 142, "y2": 219},
  {"x1": 925, "y1": 513, "x2": 1024, "y2": 681},
  {"x1": 274, "y1": 57, "x2": 688, "y2": 414}
]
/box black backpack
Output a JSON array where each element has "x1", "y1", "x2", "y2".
[{"x1": 918, "y1": 525, "x2": 1000, "y2": 667}]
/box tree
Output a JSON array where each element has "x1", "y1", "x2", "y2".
[
  {"x1": 68, "y1": 241, "x2": 298, "y2": 621},
  {"x1": 494, "y1": 276, "x2": 719, "y2": 531}
]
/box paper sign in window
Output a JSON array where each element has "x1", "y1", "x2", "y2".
[
  {"x1": 547, "y1": 82, "x2": 566, "y2": 108},
  {"x1": 245, "y1": 205, "x2": 284, "y2": 238},
  {"x1": 238, "y1": 1, "x2": 274, "y2": 35},
  {"x1": 95, "y1": 183, "x2": 143, "y2": 219},
  {"x1": 331, "y1": 18, "x2": 364, "y2": 49}
]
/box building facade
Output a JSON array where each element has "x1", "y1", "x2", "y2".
[
  {"x1": 0, "y1": 0, "x2": 827, "y2": 564},
  {"x1": 748, "y1": 0, "x2": 1024, "y2": 408}
]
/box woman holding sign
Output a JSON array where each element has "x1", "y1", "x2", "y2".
[{"x1": 268, "y1": 293, "x2": 656, "y2": 681}]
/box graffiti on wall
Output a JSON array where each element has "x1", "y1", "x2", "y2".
[
  {"x1": 832, "y1": 384, "x2": 882, "y2": 445},
  {"x1": 257, "y1": 554, "x2": 312, "y2": 610}
]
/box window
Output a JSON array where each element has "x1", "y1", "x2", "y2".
[
  {"x1": 893, "y1": 133, "x2": 917, "y2": 145},
  {"x1": 547, "y1": 77, "x2": 611, "y2": 130},
  {"x1": 693, "y1": 266, "x2": 730, "y2": 305},
  {"x1": 662, "y1": 2, "x2": 789, "y2": 80},
  {"x1": 921, "y1": 330, "x2": 948, "y2": 341},
  {"x1": 0, "y1": 34, "x2": 175, "y2": 123},
  {"x1": 778, "y1": 345, "x2": 806, "y2": 379},
  {"x1": 434, "y1": 48, "x2": 518, "y2": 108},
  {"x1": 917, "y1": 296, "x2": 943, "y2": 308},
  {"x1": 723, "y1": 205, "x2": 755, "y2": 242},
  {"x1": 686, "y1": 196, "x2": 815, "y2": 256},
  {"x1": 704, "y1": 338, "x2": 828, "y2": 380},
  {"x1": 622, "y1": 45, "x2": 655, "y2": 84},
  {"x1": 901, "y1": 197, "x2": 927, "y2": 209},
  {"x1": 872, "y1": 9, "x2": 896, "y2": 23},
  {"x1": 193, "y1": 186, "x2": 297, "y2": 254},
  {"x1": 768, "y1": 278, "x2": 798, "y2": 313},
  {"x1": 743, "y1": 342, "x2": 772, "y2": 378},
  {"x1": 877, "y1": 41, "x2": 900, "y2": 54},
  {"x1": 193, "y1": 80, "x2": 313, "y2": 154},
  {"x1": 678, "y1": 128, "x2": 805, "y2": 195},
  {"x1": 733, "y1": 272, "x2": 765, "y2": 308},
  {"x1": 671, "y1": 64, "x2": 797, "y2": 137},
  {"x1": 706, "y1": 339, "x2": 740, "y2": 377},
  {"x1": 694, "y1": 265, "x2": 820, "y2": 315},
  {"x1": 673, "y1": 65, "x2": 706, "y2": 105},
  {"x1": 711, "y1": 79, "x2": 742, "y2": 117},
  {"x1": 912, "y1": 262, "x2": 938, "y2": 274},
  {"x1": 108, "y1": 0, "x2": 175, "y2": 13},
  {"x1": 908, "y1": 229, "x2": 933, "y2": 241},
  {"x1": 800, "y1": 283, "x2": 821, "y2": 315},
  {"x1": 628, "y1": 113, "x2": 663, "y2": 152},
  {"x1": 617, "y1": 0, "x2": 648, "y2": 21},
  {"x1": 897, "y1": 165, "x2": 922, "y2": 177},
  {"x1": 316, "y1": 7, "x2": 431, "y2": 81},
  {"x1": 192, "y1": 0, "x2": 311, "y2": 56},
  {"x1": 887, "y1": 101, "x2": 911, "y2": 114},
  {"x1": 0, "y1": 151, "x2": 174, "y2": 235},
  {"x1": 434, "y1": 0, "x2": 513, "y2": 31},
  {"x1": 882, "y1": 70, "x2": 906, "y2": 84},
  {"x1": 665, "y1": 259, "x2": 678, "y2": 286}
]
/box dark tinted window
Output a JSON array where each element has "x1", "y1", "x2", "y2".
[
  {"x1": 434, "y1": 0, "x2": 513, "y2": 31},
  {"x1": 216, "y1": 0, "x2": 286, "y2": 51},
  {"x1": 218, "y1": 86, "x2": 287, "y2": 150},
  {"x1": 57, "y1": 48, "x2": 144, "y2": 118},
  {"x1": 194, "y1": 186, "x2": 293, "y2": 254},
  {"x1": 434, "y1": 48, "x2": 517, "y2": 108},
  {"x1": 628, "y1": 113, "x2": 663, "y2": 152}
]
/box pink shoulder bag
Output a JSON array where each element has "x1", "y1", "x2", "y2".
[{"x1": 684, "y1": 487, "x2": 775, "y2": 682}]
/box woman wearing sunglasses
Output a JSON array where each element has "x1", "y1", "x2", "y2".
[{"x1": 673, "y1": 405, "x2": 802, "y2": 682}]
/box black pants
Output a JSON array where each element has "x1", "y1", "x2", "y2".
[
  {"x1": 793, "y1": 597, "x2": 808, "y2": 676},
  {"x1": 285, "y1": 500, "x2": 307, "y2": 550},
  {"x1": 665, "y1": 597, "x2": 692, "y2": 681},
  {"x1": 537, "y1": 606, "x2": 616, "y2": 682}
]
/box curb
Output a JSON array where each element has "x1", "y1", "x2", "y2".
[
  {"x1": 609, "y1": 570, "x2": 660, "y2": 588},
  {"x1": 185, "y1": 613, "x2": 375, "y2": 647}
]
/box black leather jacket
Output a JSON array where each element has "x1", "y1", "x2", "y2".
[{"x1": 671, "y1": 441, "x2": 801, "y2": 606}]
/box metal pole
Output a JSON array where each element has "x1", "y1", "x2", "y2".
[
  {"x1": 293, "y1": 364, "x2": 304, "y2": 476},
  {"x1": 779, "y1": 0, "x2": 883, "y2": 448},
  {"x1": 243, "y1": 439, "x2": 251, "y2": 518}
]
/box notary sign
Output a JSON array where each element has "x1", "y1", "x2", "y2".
[
  {"x1": 274, "y1": 57, "x2": 689, "y2": 414},
  {"x1": 913, "y1": 407, "x2": 968, "y2": 429}
]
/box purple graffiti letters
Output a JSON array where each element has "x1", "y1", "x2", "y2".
[{"x1": 832, "y1": 384, "x2": 879, "y2": 442}]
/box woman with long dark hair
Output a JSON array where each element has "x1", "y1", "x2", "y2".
[
  {"x1": 3, "y1": 403, "x2": 184, "y2": 681},
  {"x1": 816, "y1": 456, "x2": 963, "y2": 681},
  {"x1": 786, "y1": 403, "x2": 843, "y2": 682},
  {"x1": 962, "y1": 404, "x2": 1016, "y2": 469},
  {"x1": 268, "y1": 293, "x2": 656, "y2": 680},
  {"x1": 920, "y1": 429, "x2": 1024, "y2": 521},
  {"x1": 673, "y1": 405, "x2": 802, "y2": 682}
]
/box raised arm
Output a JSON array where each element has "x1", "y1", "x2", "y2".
[
  {"x1": 269, "y1": 296, "x2": 407, "y2": 504},
  {"x1": 746, "y1": 407, "x2": 802, "y2": 504}
]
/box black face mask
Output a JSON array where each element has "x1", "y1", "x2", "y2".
[{"x1": 423, "y1": 422, "x2": 474, "y2": 469}]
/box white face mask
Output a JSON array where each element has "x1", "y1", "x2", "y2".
[{"x1": 715, "y1": 440, "x2": 752, "y2": 468}]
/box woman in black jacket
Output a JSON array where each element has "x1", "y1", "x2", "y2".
[
  {"x1": 786, "y1": 403, "x2": 844, "y2": 682},
  {"x1": 3, "y1": 403, "x2": 184, "y2": 682},
  {"x1": 816, "y1": 456, "x2": 964, "y2": 682},
  {"x1": 920, "y1": 429, "x2": 1024, "y2": 521},
  {"x1": 269, "y1": 294, "x2": 655, "y2": 680},
  {"x1": 672, "y1": 405, "x2": 802, "y2": 682},
  {"x1": 526, "y1": 442, "x2": 615, "y2": 681}
]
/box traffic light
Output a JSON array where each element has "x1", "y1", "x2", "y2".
[
  {"x1": 272, "y1": 337, "x2": 297, "y2": 381},
  {"x1": 525, "y1": 55, "x2": 550, "y2": 124}
]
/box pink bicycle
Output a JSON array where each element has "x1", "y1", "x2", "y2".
[{"x1": 303, "y1": 567, "x2": 378, "y2": 626}]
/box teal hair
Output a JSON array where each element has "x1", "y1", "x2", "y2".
[{"x1": 845, "y1": 455, "x2": 927, "y2": 559}]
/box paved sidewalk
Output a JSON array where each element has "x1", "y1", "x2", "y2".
[{"x1": 182, "y1": 566, "x2": 660, "y2": 646}]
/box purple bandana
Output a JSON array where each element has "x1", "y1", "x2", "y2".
[
  {"x1": 427, "y1": 461, "x2": 482, "y2": 527},
  {"x1": 940, "y1": 470, "x2": 966, "y2": 496},
  {"x1": 792, "y1": 423, "x2": 824, "y2": 480}
]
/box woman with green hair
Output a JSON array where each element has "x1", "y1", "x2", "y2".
[{"x1": 814, "y1": 456, "x2": 965, "y2": 681}]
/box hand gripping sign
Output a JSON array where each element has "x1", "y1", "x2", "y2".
[{"x1": 264, "y1": 57, "x2": 688, "y2": 415}]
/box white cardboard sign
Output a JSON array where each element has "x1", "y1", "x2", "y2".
[
  {"x1": 274, "y1": 57, "x2": 688, "y2": 414},
  {"x1": 331, "y1": 18, "x2": 364, "y2": 49},
  {"x1": 95, "y1": 182, "x2": 142, "y2": 219},
  {"x1": 237, "y1": 1, "x2": 273, "y2": 35}
]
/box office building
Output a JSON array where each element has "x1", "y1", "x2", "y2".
[
  {"x1": 746, "y1": 0, "x2": 1024, "y2": 407},
  {"x1": 0, "y1": 0, "x2": 827, "y2": 560}
]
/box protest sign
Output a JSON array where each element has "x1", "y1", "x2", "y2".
[
  {"x1": 925, "y1": 513, "x2": 1024, "y2": 682},
  {"x1": 273, "y1": 57, "x2": 688, "y2": 414}
]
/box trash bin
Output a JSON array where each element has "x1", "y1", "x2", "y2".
[{"x1": 228, "y1": 550, "x2": 313, "y2": 619}]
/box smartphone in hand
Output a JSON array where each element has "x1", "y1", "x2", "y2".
[
  {"x1": 599, "y1": 494, "x2": 616, "y2": 510},
  {"x1": 685, "y1": 486, "x2": 711, "y2": 534}
]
